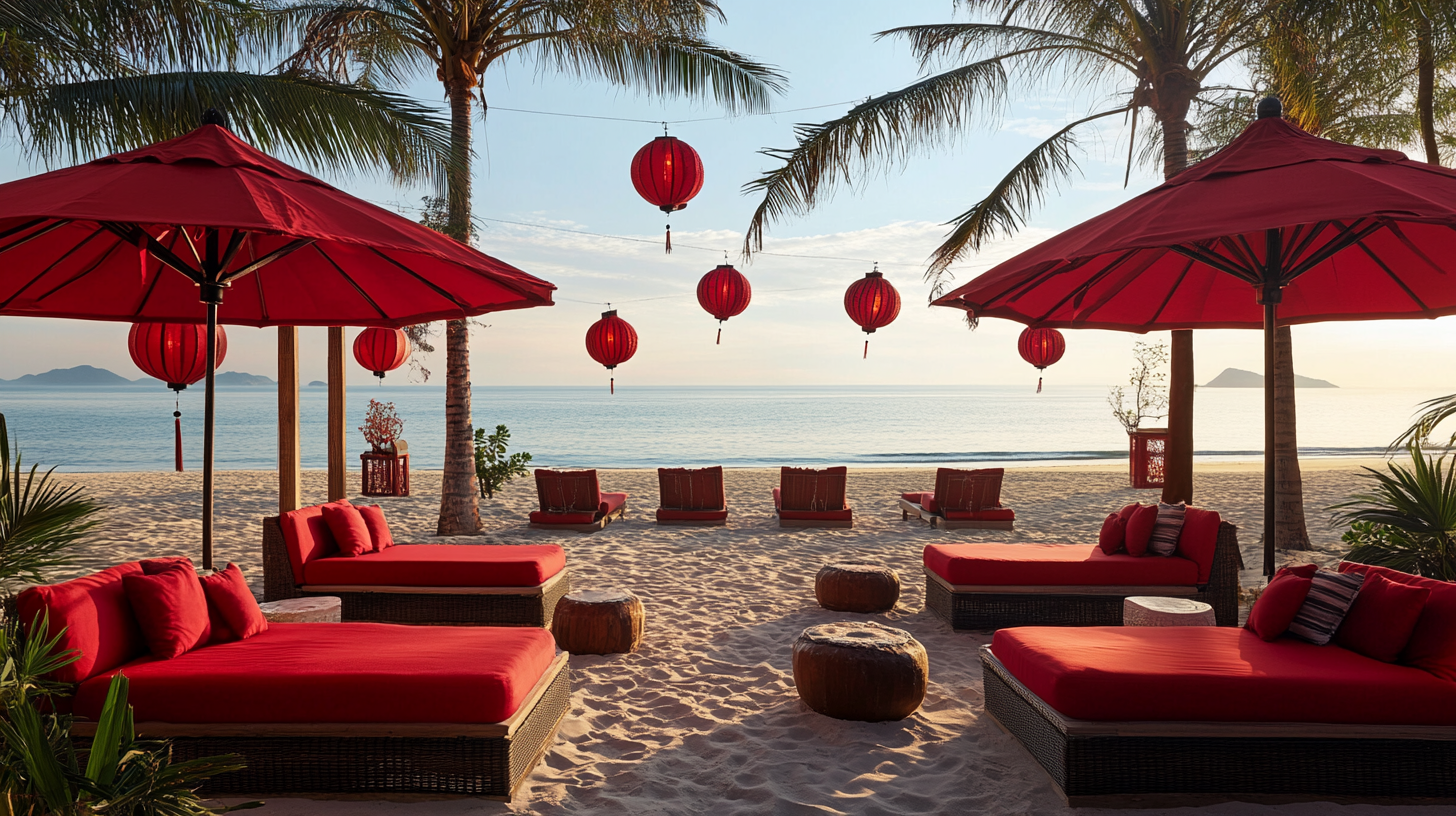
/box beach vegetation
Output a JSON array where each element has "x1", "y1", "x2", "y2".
[
  {"x1": 0, "y1": 415, "x2": 102, "y2": 596},
  {"x1": 1108, "y1": 342, "x2": 1168, "y2": 434},
  {"x1": 1332, "y1": 446, "x2": 1456, "y2": 581},
  {"x1": 474, "y1": 425, "x2": 533, "y2": 500},
  {"x1": 358, "y1": 399, "x2": 404, "y2": 453}
]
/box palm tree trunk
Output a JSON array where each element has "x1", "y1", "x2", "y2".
[
  {"x1": 1417, "y1": 11, "x2": 1441, "y2": 165},
  {"x1": 437, "y1": 81, "x2": 482, "y2": 535},
  {"x1": 1273, "y1": 324, "x2": 1310, "y2": 549},
  {"x1": 1160, "y1": 114, "x2": 1195, "y2": 505}
]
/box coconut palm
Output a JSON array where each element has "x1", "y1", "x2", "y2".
[{"x1": 282, "y1": 0, "x2": 786, "y2": 534}]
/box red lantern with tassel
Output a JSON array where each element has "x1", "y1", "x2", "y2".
[
  {"x1": 127, "y1": 322, "x2": 227, "y2": 471},
  {"x1": 353, "y1": 327, "x2": 410, "y2": 381},
  {"x1": 843, "y1": 267, "x2": 901, "y2": 358},
  {"x1": 696, "y1": 264, "x2": 751, "y2": 344},
  {"x1": 585, "y1": 310, "x2": 638, "y2": 393},
  {"x1": 630, "y1": 134, "x2": 703, "y2": 253},
  {"x1": 1017, "y1": 327, "x2": 1066, "y2": 393}
]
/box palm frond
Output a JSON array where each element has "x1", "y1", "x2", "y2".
[
  {"x1": 1392, "y1": 392, "x2": 1456, "y2": 451},
  {"x1": 1330, "y1": 446, "x2": 1456, "y2": 579},
  {"x1": 0, "y1": 415, "x2": 103, "y2": 593},
  {"x1": 879, "y1": 21, "x2": 1137, "y2": 76}
]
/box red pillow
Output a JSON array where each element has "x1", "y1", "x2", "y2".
[
  {"x1": 321, "y1": 502, "x2": 373, "y2": 557},
  {"x1": 1097, "y1": 513, "x2": 1126, "y2": 555},
  {"x1": 123, "y1": 566, "x2": 211, "y2": 659},
  {"x1": 1336, "y1": 572, "x2": 1431, "y2": 662},
  {"x1": 200, "y1": 564, "x2": 268, "y2": 641},
  {"x1": 1246, "y1": 569, "x2": 1313, "y2": 641},
  {"x1": 357, "y1": 505, "x2": 395, "y2": 551},
  {"x1": 1124, "y1": 504, "x2": 1158, "y2": 557},
  {"x1": 140, "y1": 556, "x2": 193, "y2": 575}
]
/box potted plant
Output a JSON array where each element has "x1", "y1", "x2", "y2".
[
  {"x1": 1108, "y1": 342, "x2": 1170, "y2": 489},
  {"x1": 358, "y1": 400, "x2": 404, "y2": 454}
]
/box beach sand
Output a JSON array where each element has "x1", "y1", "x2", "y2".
[{"x1": 50, "y1": 461, "x2": 1450, "y2": 816}]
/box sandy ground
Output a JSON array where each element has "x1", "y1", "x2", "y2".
[{"x1": 46, "y1": 461, "x2": 1451, "y2": 816}]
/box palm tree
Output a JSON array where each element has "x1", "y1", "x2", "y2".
[
  {"x1": 742, "y1": 0, "x2": 1282, "y2": 509},
  {"x1": 282, "y1": 0, "x2": 786, "y2": 534}
]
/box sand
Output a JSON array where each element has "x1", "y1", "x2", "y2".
[{"x1": 47, "y1": 462, "x2": 1450, "y2": 816}]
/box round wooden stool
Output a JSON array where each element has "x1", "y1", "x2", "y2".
[
  {"x1": 258, "y1": 596, "x2": 341, "y2": 623},
  {"x1": 814, "y1": 563, "x2": 900, "y2": 613},
  {"x1": 1123, "y1": 596, "x2": 1215, "y2": 627},
  {"x1": 551, "y1": 590, "x2": 645, "y2": 654},
  {"x1": 792, "y1": 621, "x2": 927, "y2": 722}
]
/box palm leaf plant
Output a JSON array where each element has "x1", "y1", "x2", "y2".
[
  {"x1": 0, "y1": 415, "x2": 103, "y2": 597},
  {"x1": 1331, "y1": 446, "x2": 1456, "y2": 581},
  {"x1": 280, "y1": 0, "x2": 787, "y2": 534}
]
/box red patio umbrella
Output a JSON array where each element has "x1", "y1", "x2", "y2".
[
  {"x1": 0, "y1": 113, "x2": 555, "y2": 568},
  {"x1": 933, "y1": 98, "x2": 1456, "y2": 574}
]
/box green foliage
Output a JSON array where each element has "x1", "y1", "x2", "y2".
[
  {"x1": 473, "y1": 425, "x2": 532, "y2": 500},
  {"x1": 1392, "y1": 391, "x2": 1456, "y2": 452},
  {"x1": 1331, "y1": 447, "x2": 1456, "y2": 581},
  {"x1": 1108, "y1": 341, "x2": 1169, "y2": 433},
  {"x1": 0, "y1": 414, "x2": 103, "y2": 595}
]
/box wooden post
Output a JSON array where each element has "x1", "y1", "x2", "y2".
[
  {"x1": 327, "y1": 327, "x2": 347, "y2": 502},
  {"x1": 277, "y1": 327, "x2": 301, "y2": 513},
  {"x1": 1162, "y1": 330, "x2": 1194, "y2": 505}
]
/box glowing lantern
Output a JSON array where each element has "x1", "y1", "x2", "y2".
[
  {"x1": 1017, "y1": 327, "x2": 1066, "y2": 393},
  {"x1": 353, "y1": 327, "x2": 410, "y2": 381},
  {"x1": 843, "y1": 267, "x2": 901, "y2": 358},
  {"x1": 696, "y1": 264, "x2": 752, "y2": 344},
  {"x1": 127, "y1": 322, "x2": 228, "y2": 471},
  {"x1": 630, "y1": 135, "x2": 704, "y2": 253},
  {"x1": 585, "y1": 310, "x2": 638, "y2": 394}
]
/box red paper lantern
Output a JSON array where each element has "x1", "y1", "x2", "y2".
[
  {"x1": 585, "y1": 309, "x2": 638, "y2": 394},
  {"x1": 630, "y1": 135, "x2": 704, "y2": 253},
  {"x1": 696, "y1": 264, "x2": 752, "y2": 345},
  {"x1": 1017, "y1": 327, "x2": 1066, "y2": 393},
  {"x1": 353, "y1": 327, "x2": 410, "y2": 381},
  {"x1": 127, "y1": 322, "x2": 228, "y2": 472},
  {"x1": 843, "y1": 268, "x2": 901, "y2": 358}
]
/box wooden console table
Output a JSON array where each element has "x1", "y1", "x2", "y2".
[{"x1": 360, "y1": 452, "x2": 410, "y2": 497}]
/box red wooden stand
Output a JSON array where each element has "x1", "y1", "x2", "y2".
[
  {"x1": 1129, "y1": 429, "x2": 1168, "y2": 489},
  {"x1": 361, "y1": 452, "x2": 410, "y2": 497}
]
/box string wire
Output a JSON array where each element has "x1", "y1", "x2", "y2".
[{"x1": 488, "y1": 99, "x2": 862, "y2": 126}]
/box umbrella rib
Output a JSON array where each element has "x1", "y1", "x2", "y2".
[
  {"x1": 100, "y1": 222, "x2": 202, "y2": 282},
  {"x1": 0, "y1": 219, "x2": 71, "y2": 259},
  {"x1": 1170, "y1": 244, "x2": 1258, "y2": 283},
  {"x1": 0, "y1": 227, "x2": 108, "y2": 309},
  {"x1": 219, "y1": 229, "x2": 248, "y2": 273},
  {"x1": 130, "y1": 228, "x2": 187, "y2": 318},
  {"x1": 1225, "y1": 235, "x2": 1263, "y2": 275},
  {"x1": 1286, "y1": 219, "x2": 1383, "y2": 279},
  {"x1": 253, "y1": 267, "x2": 269, "y2": 323},
  {"x1": 1285, "y1": 221, "x2": 1330, "y2": 268},
  {"x1": 1352, "y1": 238, "x2": 1433, "y2": 314},
  {"x1": 1144, "y1": 255, "x2": 1198, "y2": 329},
  {"x1": 1038, "y1": 249, "x2": 1150, "y2": 323},
  {"x1": 366, "y1": 248, "x2": 475, "y2": 314},
  {"x1": 221, "y1": 238, "x2": 315, "y2": 283},
  {"x1": 310, "y1": 244, "x2": 390, "y2": 320},
  {"x1": 29, "y1": 233, "x2": 128, "y2": 306}
]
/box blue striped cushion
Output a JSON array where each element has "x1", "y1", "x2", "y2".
[
  {"x1": 1287, "y1": 571, "x2": 1365, "y2": 645},
  {"x1": 1147, "y1": 502, "x2": 1185, "y2": 557}
]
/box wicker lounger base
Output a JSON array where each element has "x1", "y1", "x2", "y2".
[
  {"x1": 528, "y1": 506, "x2": 626, "y2": 532},
  {"x1": 980, "y1": 647, "x2": 1456, "y2": 807},
  {"x1": 898, "y1": 499, "x2": 1015, "y2": 530}
]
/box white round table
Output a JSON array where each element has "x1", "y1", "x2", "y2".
[
  {"x1": 258, "y1": 596, "x2": 342, "y2": 623},
  {"x1": 1123, "y1": 596, "x2": 1215, "y2": 627}
]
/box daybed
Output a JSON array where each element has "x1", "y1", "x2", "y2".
[
  {"x1": 924, "y1": 506, "x2": 1240, "y2": 629},
  {"x1": 899, "y1": 467, "x2": 1016, "y2": 530},
  {"x1": 656, "y1": 466, "x2": 728, "y2": 525},
  {"x1": 773, "y1": 466, "x2": 853, "y2": 528},
  {"x1": 19, "y1": 560, "x2": 569, "y2": 800},
  {"x1": 529, "y1": 469, "x2": 628, "y2": 532},
  {"x1": 263, "y1": 501, "x2": 569, "y2": 627},
  {"x1": 982, "y1": 561, "x2": 1456, "y2": 806}
]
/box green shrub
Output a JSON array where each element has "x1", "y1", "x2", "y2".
[
  {"x1": 473, "y1": 425, "x2": 532, "y2": 500},
  {"x1": 1330, "y1": 447, "x2": 1456, "y2": 580},
  {"x1": 0, "y1": 414, "x2": 103, "y2": 595}
]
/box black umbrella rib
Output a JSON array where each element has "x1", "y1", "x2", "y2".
[
  {"x1": 0, "y1": 219, "x2": 70, "y2": 259},
  {"x1": 1144, "y1": 255, "x2": 1198, "y2": 329},
  {"x1": 253, "y1": 266, "x2": 269, "y2": 323},
  {"x1": 30, "y1": 233, "x2": 128, "y2": 305},
  {"x1": 1284, "y1": 221, "x2": 1330, "y2": 269},
  {"x1": 1351, "y1": 237, "x2": 1433, "y2": 315},
  {"x1": 99, "y1": 222, "x2": 202, "y2": 282},
  {"x1": 1224, "y1": 234, "x2": 1264, "y2": 276},
  {"x1": 219, "y1": 229, "x2": 249, "y2": 272},
  {"x1": 0, "y1": 227, "x2": 107, "y2": 309},
  {"x1": 1066, "y1": 249, "x2": 1169, "y2": 321},
  {"x1": 1171, "y1": 243, "x2": 1258, "y2": 283},
  {"x1": 130, "y1": 229, "x2": 187, "y2": 318},
  {"x1": 1286, "y1": 219, "x2": 1383, "y2": 280},
  {"x1": 1037, "y1": 248, "x2": 1150, "y2": 324},
  {"x1": 221, "y1": 239, "x2": 315, "y2": 283},
  {"x1": 311, "y1": 244, "x2": 389, "y2": 319},
  {"x1": 366, "y1": 248, "x2": 474, "y2": 313}
]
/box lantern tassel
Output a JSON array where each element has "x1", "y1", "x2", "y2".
[
  {"x1": 610, "y1": 376, "x2": 615, "y2": 395},
  {"x1": 863, "y1": 339, "x2": 869, "y2": 359},
  {"x1": 716, "y1": 326, "x2": 722, "y2": 345},
  {"x1": 174, "y1": 405, "x2": 184, "y2": 472},
  {"x1": 665, "y1": 224, "x2": 672, "y2": 254},
  {"x1": 1037, "y1": 376, "x2": 1043, "y2": 394}
]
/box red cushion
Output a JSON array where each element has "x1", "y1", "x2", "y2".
[
  {"x1": 529, "y1": 510, "x2": 598, "y2": 525},
  {"x1": 1336, "y1": 572, "x2": 1432, "y2": 663},
  {"x1": 304, "y1": 543, "x2": 565, "y2": 587},
  {"x1": 357, "y1": 505, "x2": 395, "y2": 551},
  {"x1": 321, "y1": 502, "x2": 372, "y2": 557},
  {"x1": 278, "y1": 504, "x2": 341, "y2": 583},
  {"x1": 200, "y1": 564, "x2": 268, "y2": 642},
  {"x1": 656, "y1": 508, "x2": 729, "y2": 522},
  {"x1": 1339, "y1": 562, "x2": 1456, "y2": 680},
  {"x1": 1246, "y1": 569, "x2": 1313, "y2": 641},
  {"x1": 1097, "y1": 513, "x2": 1125, "y2": 555},
  {"x1": 599, "y1": 491, "x2": 628, "y2": 516},
  {"x1": 992, "y1": 626, "x2": 1456, "y2": 726},
  {"x1": 140, "y1": 556, "x2": 193, "y2": 574},
  {"x1": 535, "y1": 469, "x2": 601, "y2": 512},
  {"x1": 123, "y1": 566, "x2": 211, "y2": 659},
  {"x1": 16, "y1": 563, "x2": 147, "y2": 683},
  {"x1": 899, "y1": 491, "x2": 934, "y2": 508},
  {"x1": 1124, "y1": 504, "x2": 1157, "y2": 556},
  {"x1": 942, "y1": 508, "x2": 1015, "y2": 521},
  {"x1": 75, "y1": 623, "x2": 557, "y2": 724},
  {"x1": 923, "y1": 543, "x2": 1199, "y2": 586},
  {"x1": 1175, "y1": 507, "x2": 1221, "y2": 583}
]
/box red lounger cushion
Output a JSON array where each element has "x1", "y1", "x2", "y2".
[
  {"x1": 529, "y1": 492, "x2": 627, "y2": 525},
  {"x1": 304, "y1": 544, "x2": 565, "y2": 587},
  {"x1": 657, "y1": 508, "x2": 729, "y2": 522},
  {"x1": 659, "y1": 467, "x2": 725, "y2": 511},
  {"x1": 943, "y1": 508, "x2": 1016, "y2": 521},
  {"x1": 1246, "y1": 568, "x2": 1313, "y2": 641},
  {"x1": 124, "y1": 566, "x2": 212, "y2": 659},
  {"x1": 924, "y1": 543, "x2": 1199, "y2": 586},
  {"x1": 278, "y1": 503, "x2": 344, "y2": 583},
  {"x1": 900, "y1": 491, "x2": 933, "y2": 507},
  {"x1": 200, "y1": 564, "x2": 268, "y2": 641},
  {"x1": 321, "y1": 502, "x2": 373, "y2": 557},
  {"x1": 75, "y1": 623, "x2": 557, "y2": 724},
  {"x1": 780, "y1": 508, "x2": 855, "y2": 521},
  {"x1": 17, "y1": 563, "x2": 147, "y2": 683},
  {"x1": 1124, "y1": 504, "x2": 1158, "y2": 556},
  {"x1": 1340, "y1": 562, "x2": 1456, "y2": 680},
  {"x1": 357, "y1": 505, "x2": 395, "y2": 551},
  {"x1": 992, "y1": 626, "x2": 1456, "y2": 726}
]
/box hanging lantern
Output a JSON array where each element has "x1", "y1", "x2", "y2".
[
  {"x1": 585, "y1": 310, "x2": 638, "y2": 394},
  {"x1": 843, "y1": 267, "x2": 901, "y2": 358},
  {"x1": 1017, "y1": 327, "x2": 1066, "y2": 393},
  {"x1": 696, "y1": 264, "x2": 751, "y2": 345},
  {"x1": 127, "y1": 322, "x2": 228, "y2": 472},
  {"x1": 630, "y1": 134, "x2": 704, "y2": 253},
  {"x1": 353, "y1": 327, "x2": 410, "y2": 381}
]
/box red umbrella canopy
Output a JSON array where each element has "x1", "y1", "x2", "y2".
[
  {"x1": 0, "y1": 124, "x2": 554, "y2": 327},
  {"x1": 932, "y1": 114, "x2": 1456, "y2": 330}
]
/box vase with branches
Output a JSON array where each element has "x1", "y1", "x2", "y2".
[
  {"x1": 358, "y1": 400, "x2": 403, "y2": 454},
  {"x1": 1109, "y1": 342, "x2": 1169, "y2": 434}
]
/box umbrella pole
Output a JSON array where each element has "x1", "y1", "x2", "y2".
[
  {"x1": 202, "y1": 299, "x2": 217, "y2": 571},
  {"x1": 1262, "y1": 227, "x2": 1282, "y2": 577}
]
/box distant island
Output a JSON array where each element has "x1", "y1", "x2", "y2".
[
  {"x1": 214, "y1": 371, "x2": 275, "y2": 386},
  {"x1": 1203, "y1": 368, "x2": 1338, "y2": 388},
  {"x1": 0, "y1": 365, "x2": 276, "y2": 387},
  {"x1": 307, "y1": 380, "x2": 327, "y2": 387}
]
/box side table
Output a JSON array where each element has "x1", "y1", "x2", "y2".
[
  {"x1": 361, "y1": 452, "x2": 410, "y2": 497},
  {"x1": 1123, "y1": 596, "x2": 1215, "y2": 627},
  {"x1": 259, "y1": 596, "x2": 342, "y2": 623}
]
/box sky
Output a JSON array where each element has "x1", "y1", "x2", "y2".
[{"x1": 1, "y1": 0, "x2": 1455, "y2": 392}]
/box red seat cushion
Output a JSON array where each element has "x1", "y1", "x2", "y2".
[
  {"x1": 600, "y1": 492, "x2": 627, "y2": 515},
  {"x1": 899, "y1": 491, "x2": 933, "y2": 508},
  {"x1": 123, "y1": 566, "x2": 211, "y2": 659},
  {"x1": 304, "y1": 544, "x2": 565, "y2": 587},
  {"x1": 200, "y1": 564, "x2": 268, "y2": 642},
  {"x1": 777, "y1": 467, "x2": 848, "y2": 512},
  {"x1": 1246, "y1": 568, "x2": 1313, "y2": 641},
  {"x1": 75, "y1": 623, "x2": 557, "y2": 724},
  {"x1": 322, "y1": 502, "x2": 372, "y2": 557},
  {"x1": 943, "y1": 508, "x2": 1015, "y2": 521},
  {"x1": 16, "y1": 563, "x2": 147, "y2": 683},
  {"x1": 656, "y1": 508, "x2": 729, "y2": 522},
  {"x1": 1336, "y1": 570, "x2": 1433, "y2": 663},
  {"x1": 529, "y1": 509, "x2": 598, "y2": 525},
  {"x1": 1340, "y1": 562, "x2": 1456, "y2": 681},
  {"x1": 779, "y1": 508, "x2": 855, "y2": 521},
  {"x1": 1124, "y1": 504, "x2": 1158, "y2": 556},
  {"x1": 924, "y1": 543, "x2": 1199, "y2": 586},
  {"x1": 992, "y1": 626, "x2": 1456, "y2": 725},
  {"x1": 356, "y1": 505, "x2": 395, "y2": 551},
  {"x1": 1097, "y1": 513, "x2": 1126, "y2": 555}
]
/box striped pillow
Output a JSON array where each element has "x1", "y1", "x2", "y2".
[
  {"x1": 1287, "y1": 571, "x2": 1365, "y2": 645},
  {"x1": 1147, "y1": 502, "x2": 1185, "y2": 557}
]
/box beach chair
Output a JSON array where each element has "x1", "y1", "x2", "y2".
[
  {"x1": 656, "y1": 466, "x2": 728, "y2": 525},
  {"x1": 899, "y1": 467, "x2": 1016, "y2": 530},
  {"x1": 529, "y1": 469, "x2": 628, "y2": 532},
  {"x1": 773, "y1": 466, "x2": 853, "y2": 528}
]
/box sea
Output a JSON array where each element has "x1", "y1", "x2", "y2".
[{"x1": 0, "y1": 384, "x2": 1434, "y2": 473}]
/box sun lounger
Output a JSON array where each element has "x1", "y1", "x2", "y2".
[
  {"x1": 656, "y1": 466, "x2": 728, "y2": 525},
  {"x1": 898, "y1": 467, "x2": 1015, "y2": 530},
  {"x1": 528, "y1": 469, "x2": 628, "y2": 532},
  {"x1": 773, "y1": 466, "x2": 853, "y2": 528}
]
